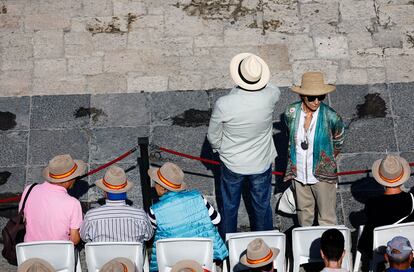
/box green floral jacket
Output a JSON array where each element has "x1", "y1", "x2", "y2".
[{"x1": 284, "y1": 101, "x2": 345, "y2": 183}]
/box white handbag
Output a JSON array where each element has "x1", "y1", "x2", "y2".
[{"x1": 277, "y1": 186, "x2": 297, "y2": 214}]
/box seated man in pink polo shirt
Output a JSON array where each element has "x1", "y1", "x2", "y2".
[{"x1": 18, "y1": 154, "x2": 86, "y2": 245}]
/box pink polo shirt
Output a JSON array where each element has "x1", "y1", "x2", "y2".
[{"x1": 18, "y1": 182, "x2": 83, "y2": 242}]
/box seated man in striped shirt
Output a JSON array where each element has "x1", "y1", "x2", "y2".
[
  {"x1": 147, "y1": 162, "x2": 228, "y2": 272},
  {"x1": 80, "y1": 165, "x2": 153, "y2": 243}
]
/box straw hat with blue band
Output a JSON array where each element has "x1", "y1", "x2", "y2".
[
  {"x1": 95, "y1": 165, "x2": 134, "y2": 193},
  {"x1": 148, "y1": 162, "x2": 186, "y2": 192},
  {"x1": 42, "y1": 154, "x2": 86, "y2": 183}
]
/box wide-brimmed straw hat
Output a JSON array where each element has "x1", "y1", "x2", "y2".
[
  {"x1": 99, "y1": 257, "x2": 135, "y2": 272},
  {"x1": 171, "y1": 260, "x2": 204, "y2": 272},
  {"x1": 95, "y1": 165, "x2": 134, "y2": 193},
  {"x1": 230, "y1": 53, "x2": 270, "y2": 91},
  {"x1": 291, "y1": 72, "x2": 335, "y2": 96},
  {"x1": 17, "y1": 258, "x2": 55, "y2": 272},
  {"x1": 42, "y1": 154, "x2": 86, "y2": 183},
  {"x1": 240, "y1": 238, "x2": 279, "y2": 268},
  {"x1": 372, "y1": 155, "x2": 411, "y2": 187},
  {"x1": 148, "y1": 162, "x2": 186, "y2": 192}
]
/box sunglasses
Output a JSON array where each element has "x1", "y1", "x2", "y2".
[{"x1": 306, "y1": 95, "x2": 326, "y2": 102}]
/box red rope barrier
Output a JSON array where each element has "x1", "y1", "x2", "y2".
[
  {"x1": 0, "y1": 146, "x2": 139, "y2": 204},
  {"x1": 158, "y1": 147, "x2": 221, "y2": 165},
  {"x1": 156, "y1": 146, "x2": 394, "y2": 177},
  {"x1": 0, "y1": 196, "x2": 21, "y2": 204},
  {"x1": 1, "y1": 144, "x2": 411, "y2": 204},
  {"x1": 77, "y1": 146, "x2": 138, "y2": 180}
]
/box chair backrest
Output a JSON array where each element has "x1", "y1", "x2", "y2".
[
  {"x1": 156, "y1": 238, "x2": 213, "y2": 272},
  {"x1": 226, "y1": 230, "x2": 286, "y2": 272},
  {"x1": 292, "y1": 226, "x2": 352, "y2": 272},
  {"x1": 85, "y1": 242, "x2": 144, "y2": 272},
  {"x1": 16, "y1": 241, "x2": 75, "y2": 272},
  {"x1": 373, "y1": 222, "x2": 414, "y2": 251},
  {"x1": 372, "y1": 222, "x2": 414, "y2": 272}
]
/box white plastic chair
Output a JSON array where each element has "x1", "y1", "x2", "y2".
[
  {"x1": 353, "y1": 225, "x2": 364, "y2": 272},
  {"x1": 16, "y1": 241, "x2": 78, "y2": 272},
  {"x1": 156, "y1": 238, "x2": 213, "y2": 272},
  {"x1": 292, "y1": 226, "x2": 352, "y2": 272},
  {"x1": 371, "y1": 222, "x2": 414, "y2": 272},
  {"x1": 85, "y1": 242, "x2": 146, "y2": 272},
  {"x1": 225, "y1": 230, "x2": 286, "y2": 272}
]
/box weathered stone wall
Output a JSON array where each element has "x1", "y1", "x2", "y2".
[{"x1": 0, "y1": 0, "x2": 414, "y2": 97}]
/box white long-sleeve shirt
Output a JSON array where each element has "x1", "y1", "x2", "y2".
[
  {"x1": 295, "y1": 106, "x2": 320, "y2": 184},
  {"x1": 207, "y1": 85, "x2": 281, "y2": 174}
]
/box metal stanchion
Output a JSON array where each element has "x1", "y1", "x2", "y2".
[{"x1": 138, "y1": 137, "x2": 152, "y2": 213}]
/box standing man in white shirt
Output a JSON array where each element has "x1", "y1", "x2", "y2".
[
  {"x1": 207, "y1": 53, "x2": 281, "y2": 234},
  {"x1": 284, "y1": 72, "x2": 345, "y2": 226}
]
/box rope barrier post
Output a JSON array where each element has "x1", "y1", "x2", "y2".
[{"x1": 138, "y1": 137, "x2": 152, "y2": 213}]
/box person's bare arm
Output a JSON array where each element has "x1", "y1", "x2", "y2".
[{"x1": 69, "y1": 228, "x2": 81, "y2": 245}]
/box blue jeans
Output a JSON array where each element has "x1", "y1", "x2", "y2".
[{"x1": 220, "y1": 164, "x2": 273, "y2": 234}]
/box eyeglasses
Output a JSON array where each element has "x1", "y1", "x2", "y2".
[{"x1": 306, "y1": 95, "x2": 326, "y2": 102}]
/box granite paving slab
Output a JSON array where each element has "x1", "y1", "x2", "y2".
[
  {"x1": 31, "y1": 94, "x2": 90, "y2": 129},
  {"x1": 398, "y1": 152, "x2": 414, "y2": 190},
  {"x1": 275, "y1": 212, "x2": 296, "y2": 232},
  {"x1": 336, "y1": 191, "x2": 345, "y2": 226},
  {"x1": 341, "y1": 117, "x2": 397, "y2": 153},
  {"x1": 389, "y1": 82, "x2": 414, "y2": 118},
  {"x1": 0, "y1": 166, "x2": 26, "y2": 193},
  {"x1": 151, "y1": 125, "x2": 210, "y2": 164},
  {"x1": 27, "y1": 165, "x2": 47, "y2": 184},
  {"x1": 394, "y1": 117, "x2": 414, "y2": 152},
  {"x1": 0, "y1": 131, "x2": 28, "y2": 167},
  {"x1": 90, "y1": 93, "x2": 150, "y2": 127},
  {"x1": 337, "y1": 153, "x2": 387, "y2": 186},
  {"x1": 0, "y1": 252, "x2": 14, "y2": 272},
  {"x1": 28, "y1": 129, "x2": 89, "y2": 165},
  {"x1": 150, "y1": 90, "x2": 210, "y2": 126},
  {"x1": 330, "y1": 84, "x2": 390, "y2": 121},
  {"x1": 89, "y1": 126, "x2": 149, "y2": 164},
  {"x1": 0, "y1": 96, "x2": 30, "y2": 131},
  {"x1": 340, "y1": 190, "x2": 383, "y2": 231}
]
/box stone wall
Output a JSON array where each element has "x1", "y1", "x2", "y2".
[{"x1": 0, "y1": 0, "x2": 414, "y2": 97}]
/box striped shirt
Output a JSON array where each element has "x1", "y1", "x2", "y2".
[
  {"x1": 80, "y1": 200, "x2": 153, "y2": 243},
  {"x1": 148, "y1": 196, "x2": 221, "y2": 229}
]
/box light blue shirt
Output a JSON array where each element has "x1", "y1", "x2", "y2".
[{"x1": 207, "y1": 84, "x2": 281, "y2": 174}]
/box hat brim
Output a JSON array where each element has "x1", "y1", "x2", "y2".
[
  {"x1": 291, "y1": 84, "x2": 336, "y2": 96},
  {"x1": 95, "y1": 179, "x2": 134, "y2": 193},
  {"x1": 43, "y1": 159, "x2": 87, "y2": 183},
  {"x1": 101, "y1": 257, "x2": 135, "y2": 272},
  {"x1": 17, "y1": 258, "x2": 55, "y2": 272},
  {"x1": 239, "y1": 248, "x2": 279, "y2": 268},
  {"x1": 230, "y1": 53, "x2": 270, "y2": 91},
  {"x1": 171, "y1": 260, "x2": 203, "y2": 272},
  {"x1": 148, "y1": 167, "x2": 186, "y2": 192},
  {"x1": 372, "y1": 157, "x2": 411, "y2": 187}
]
